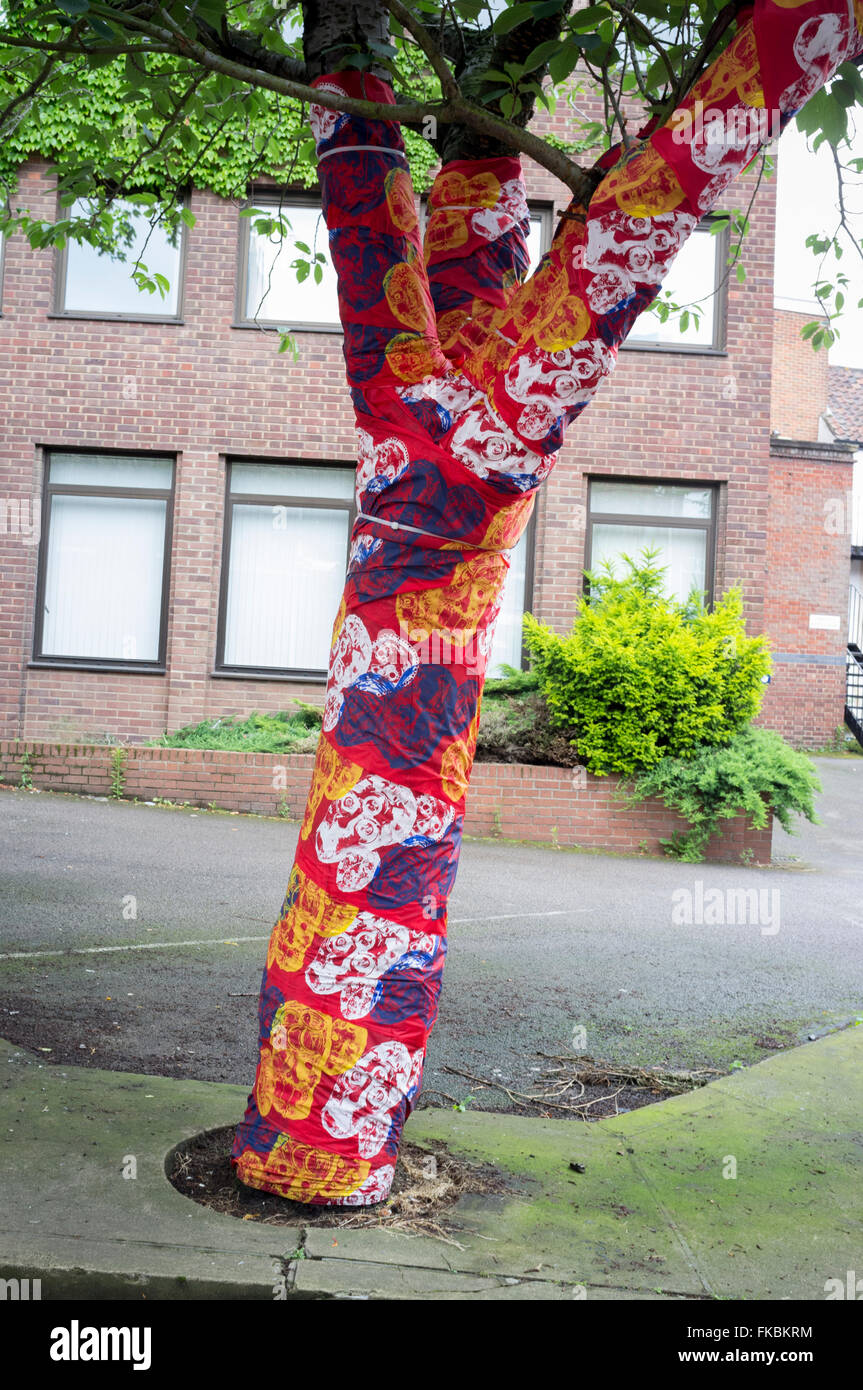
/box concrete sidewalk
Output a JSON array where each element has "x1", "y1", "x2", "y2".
[{"x1": 2, "y1": 1026, "x2": 860, "y2": 1301}]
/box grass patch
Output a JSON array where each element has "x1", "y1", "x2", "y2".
[{"x1": 148, "y1": 704, "x2": 322, "y2": 754}]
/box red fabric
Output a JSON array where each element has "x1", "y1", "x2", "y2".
[{"x1": 231, "y1": 1, "x2": 863, "y2": 1205}]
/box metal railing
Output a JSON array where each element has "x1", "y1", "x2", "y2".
[
  {"x1": 846, "y1": 649, "x2": 863, "y2": 750},
  {"x1": 850, "y1": 583, "x2": 863, "y2": 653}
]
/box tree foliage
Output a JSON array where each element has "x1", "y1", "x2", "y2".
[
  {"x1": 0, "y1": 0, "x2": 861, "y2": 344},
  {"x1": 523, "y1": 550, "x2": 772, "y2": 775}
]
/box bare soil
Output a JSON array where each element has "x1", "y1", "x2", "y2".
[{"x1": 167, "y1": 1123, "x2": 515, "y2": 1244}]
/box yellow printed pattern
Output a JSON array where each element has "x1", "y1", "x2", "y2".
[
  {"x1": 256, "y1": 999, "x2": 367, "y2": 1122},
  {"x1": 267, "y1": 864, "x2": 358, "y2": 975},
  {"x1": 235, "y1": 1134, "x2": 371, "y2": 1202}
]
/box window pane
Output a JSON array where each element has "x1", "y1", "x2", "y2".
[
  {"x1": 224, "y1": 504, "x2": 349, "y2": 669},
  {"x1": 230, "y1": 462, "x2": 354, "y2": 501},
  {"x1": 591, "y1": 522, "x2": 707, "y2": 604},
  {"x1": 526, "y1": 215, "x2": 544, "y2": 274},
  {"x1": 42, "y1": 495, "x2": 166, "y2": 660},
  {"x1": 590, "y1": 481, "x2": 712, "y2": 519},
  {"x1": 627, "y1": 229, "x2": 717, "y2": 347},
  {"x1": 487, "y1": 528, "x2": 528, "y2": 677},
  {"x1": 245, "y1": 203, "x2": 341, "y2": 327},
  {"x1": 63, "y1": 199, "x2": 181, "y2": 315},
  {"x1": 49, "y1": 453, "x2": 173, "y2": 490}
]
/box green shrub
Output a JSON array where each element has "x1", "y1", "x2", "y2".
[
  {"x1": 477, "y1": 670, "x2": 581, "y2": 766},
  {"x1": 620, "y1": 724, "x2": 821, "y2": 861},
  {"x1": 150, "y1": 705, "x2": 322, "y2": 754},
  {"x1": 523, "y1": 550, "x2": 771, "y2": 775}
]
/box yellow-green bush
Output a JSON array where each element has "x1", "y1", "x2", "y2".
[{"x1": 523, "y1": 551, "x2": 771, "y2": 775}]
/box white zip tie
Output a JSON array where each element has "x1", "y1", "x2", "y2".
[
  {"x1": 317, "y1": 143, "x2": 409, "y2": 162},
  {"x1": 354, "y1": 511, "x2": 514, "y2": 552}
]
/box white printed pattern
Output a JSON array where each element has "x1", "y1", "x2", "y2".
[
  {"x1": 780, "y1": 6, "x2": 856, "y2": 112},
  {"x1": 356, "y1": 427, "x2": 410, "y2": 500},
  {"x1": 324, "y1": 614, "x2": 419, "y2": 733},
  {"x1": 315, "y1": 775, "x2": 455, "y2": 892},
  {"x1": 306, "y1": 913, "x2": 436, "y2": 1019},
  {"x1": 322, "y1": 1040, "x2": 425, "y2": 1158}
]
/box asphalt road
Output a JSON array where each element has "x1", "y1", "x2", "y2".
[{"x1": 1, "y1": 755, "x2": 861, "y2": 1108}]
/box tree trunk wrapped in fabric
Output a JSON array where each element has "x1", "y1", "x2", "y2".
[{"x1": 231, "y1": 0, "x2": 863, "y2": 1205}]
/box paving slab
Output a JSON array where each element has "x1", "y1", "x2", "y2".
[
  {"x1": 0, "y1": 1039, "x2": 294, "y2": 1299},
  {"x1": 2, "y1": 1026, "x2": 861, "y2": 1300}
]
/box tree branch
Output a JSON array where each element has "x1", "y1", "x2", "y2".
[
  {"x1": 385, "y1": 0, "x2": 460, "y2": 101},
  {"x1": 2, "y1": 6, "x2": 598, "y2": 200},
  {"x1": 97, "y1": 7, "x2": 599, "y2": 197}
]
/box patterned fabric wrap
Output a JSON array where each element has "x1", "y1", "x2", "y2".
[{"x1": 232, "y1": 0, "x2": 863, "y2": 1205}]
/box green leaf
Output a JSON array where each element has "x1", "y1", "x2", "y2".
[
  {"x1": 86, "y1": 16, "x2": 116, "y2": 38},
  {"x1": 453, "y1": 0, "x2": 485, "y2": 19},
  {"x1": 178, "y1": 123, "x2": 199, "y2": 154},
  {"x1": 56, "y1": 0, "x2": 90, "y2": 13},
  {"x1": 796, "y1": 87, "x2": 848, "y2": 146},
  {"x1": 736, "y1": 263, "x2": 746, "y2": 284},
  {"x1": 836, "y1": 56, "x2": 863, "y2": 102},
  {"x1": 522, "y1": 39, "x2": 564, "y2": 74},
  {"x1": 548, "y1": 44, "x2": 580, "y2": 84},
  {"x1": 570, "y1": 4, "x2": 610, "y2": 31},
  {"x1": 493, "y1": 2, "x2": 537, "y2": 35}
]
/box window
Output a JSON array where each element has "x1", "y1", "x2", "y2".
[
  {"x1": 525, "y1": 210, "x2": 549, "y2": 275},
  {"x1": 622, "y1": 219, "x2": 728, "y2": 352},
  {"x1": 487, "y1": 519, "x2": 536, "y2": 678},
  {"x1": 55, "y1": 196, "x2": 185, "y2": 319},
  {"x1": 479, "y1": 206, "x2": 550, "y2": 678},
  {"x1": 470, "y1": 207, "x2": 550, "y2": 679},
  {"x1": 237, "y1": 196, "x2": 341, "y2": 330},
  {"x1": 34, "y1": 452, "x2": 174, "y2": 669},
  {"x1": 217, "y1": 461, "x2": 356, "y2": 677},
  {"x1": 586, "y1": 479, "x2": 717, "y2": 606}
]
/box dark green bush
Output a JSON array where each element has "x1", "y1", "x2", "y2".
[
  {"x1": 476, "y1": 667, "x2": 580, "y2": 766},
  {"x1": 620, "y1": 724, "x2": 821, "y2": 861},
  {"x1": 523, "y1": 550, "x2": 771, "y2": 776}
]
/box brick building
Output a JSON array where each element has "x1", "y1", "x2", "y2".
[
  {"x1": 0, "y1": 107, "x2": 854, "y2": 750},
  {"x1": 822, "y1": 361, "x2": 863, "y2": 595}
]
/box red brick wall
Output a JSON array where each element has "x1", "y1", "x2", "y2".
[
  {"x1": 0, "y1": 740, "x2": 774, "y2": 864},
  {"x1": 0, "y1": 132, "x2": 849, "y2": 749},
  {"x1": 758, "y1": 440, "x2": 854, "y2": 744},
  {"x1": 771, "y1": 308, "x2": 829, "y2": 441}
]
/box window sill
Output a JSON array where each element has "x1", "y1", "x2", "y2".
[
  {"x1": 46, "y1": 312, "x2": 184, "y2": 325},
  {"x1": 231, "y1": 319, "x2": 343, "y2": 336},
  {"x1": 211, "y1": 668, "x2": 327, "y2": 683},
  {"x1": 620, "y1": 341, "x2": 728, "y2": 357},
  {"x1": 28, "y1": 660, "x2": 166, "y2": 675}
]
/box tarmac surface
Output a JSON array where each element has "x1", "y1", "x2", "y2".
[
  {"x1": 1, "y1": 756, "x2": 861, "y2": 1303},
  {"x1": 0, "y1": 756, "x2": 860, "y2": 1108},
  {"x1": 2, "y1": 1024, "x2": 860, "y2": 1300}
]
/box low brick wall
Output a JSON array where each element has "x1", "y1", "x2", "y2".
[{"x1": 0, "y1": 739, "x2": 774, "y2": 864}]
